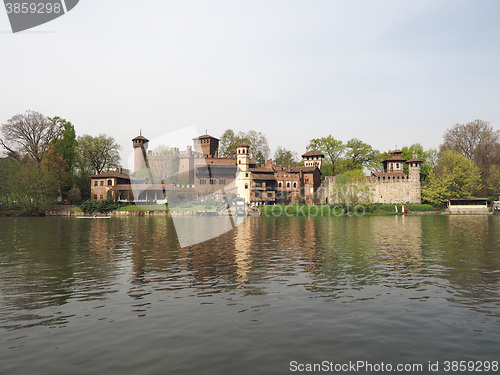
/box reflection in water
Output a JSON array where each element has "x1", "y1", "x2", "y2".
[
  {"x1": 2, "y1": 216, "x2": 500, "y2": 325},
  {"x1": 1, "y1": 215, "x2": 500, "y2": 374}
]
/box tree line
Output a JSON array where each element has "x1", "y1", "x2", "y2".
[
  {"x1": 2, "y1": 111, "x2": 498, "y2": 214},
  {"x1": 219, "y1": 119, "x2": 500, "y2": 206},
  {"x1": 0, "y1": 110, "x2": 121, "y2": 214}
]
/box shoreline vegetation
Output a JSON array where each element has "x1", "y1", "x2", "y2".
[
  {"x1": 2, "y1": 199, "x2": 498, "y2": 217},
  {"x1": 0, "y1": 201, "x2": 460, "y2": 217}
]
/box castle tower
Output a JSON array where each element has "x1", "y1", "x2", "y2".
[
  {"x1": 382, "y1": 149, "x2": 406, "y2": 172},
  {"x1": 301, "y1": 149, "x2": 325, "y2": 169},
  {"x1": 236, "y1": 144, "x2": 251, "y2": 203},
  {"x1": 132, "y1": 135, "x2": 149, "y2": 173},
  {"x1": 192, "y1": 135, "x2": 219, "y2": 157},
  {"x1": 236, "y1": 144, "x2": 250, "y2": 171},
  {"x1": 406, "y1": 158, "x2": 423, "y2": 181}
]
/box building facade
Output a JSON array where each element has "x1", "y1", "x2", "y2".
[
  {"x1": 90, "y1": 169, "x2": 131, "y2": 201},
  {"x1": 320, "y1": 150, "x2": 423, "y2": 205}
]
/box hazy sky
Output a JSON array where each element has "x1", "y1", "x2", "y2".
[{"x1": 1, "y1": 0, "x2": 500, "y2": 164}]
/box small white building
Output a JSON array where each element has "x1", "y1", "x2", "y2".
[{"x1": 448, "y1": 198, "x2": 489, "y2": 215}]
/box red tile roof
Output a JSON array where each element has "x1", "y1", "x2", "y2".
[
  {"x1": 384, "y1": 155, "x2": 406, "y2": 162},
  {"x1": 301, "y1": 150, "x2": 325, "y2": 157},
  {"x1": 90, "y1": 171, "x2": 131, "y2": 179}
]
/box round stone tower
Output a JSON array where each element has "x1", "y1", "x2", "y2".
[{"x1": 132, "y1": 134, "x2": 149, "y2": 173}]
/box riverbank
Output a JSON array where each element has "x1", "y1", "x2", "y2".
[{"x1": 3, "y1": 203, "x2": 496, "y2": 217}]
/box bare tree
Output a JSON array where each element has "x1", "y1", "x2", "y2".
[
  {"x1": 441, "y1": 119, "x2": 500, "y2": 168},
  {"x1": 0, "y1": 110, "x2": 58, "y2": 163}
]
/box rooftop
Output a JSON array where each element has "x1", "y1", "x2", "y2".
[
  {"x1": 91, "y1": 170, "x2": 131, "y2": 179},
  {"x1": 301, "y1": 150, "x2": 325, "y2": 157}
]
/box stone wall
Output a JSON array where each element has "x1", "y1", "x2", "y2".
[
  {"x1": 371, "y1": 177, "x2": 421, "y2": 204},
  {"x1": 319, "y1": 174, "x2": 422, "y2": 205}
]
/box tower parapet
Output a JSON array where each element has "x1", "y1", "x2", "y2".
[
  {"x1": 406, "y1": 158, "x2": 423, "y2": 181},
  {"x1": 192, "y1": 135, "x2": 219, "y2": 157},
  {"x1": 301, "y1": 149, "x2": 325, "y2": 169}
]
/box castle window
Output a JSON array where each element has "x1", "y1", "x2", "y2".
[
  {"x1": 100, "y1": 181, "x2": 104, "y2": 186},
  {"x1": 239, "y1": 160, "x2": 241, "y2": 164},
  {"x1": 396, "y1": 163, "x2": 399, "y2": 169},
  {"x1": 210, "y1": 178, "x2": 214, "y2": 185},
  {"x1": 108, "y1": 180, "x2": 112, "y2": 186},
  {"x1": 293, "y1": 182, "x2": 297, "y2": 188},
  {"x1": 267, "y1": 192, "x2": 273, "y2": 198},
  {"x1": 219, "y1": 177, "x2": 225, "y2": 185},
  {"x1": 99, "y1": 195, "x2": 103, "y2": 200},
  {"x1": 245, "y1": 184, "x2": 248, "y2": 189},
  {"x1": 246, "y1": 173, "x2": 248, "y2": 177},
  {"x1": 278, "y1": 181, "x2": 282, "y2": 188},
  {"x1": 305, "y1": 178, "x2": 309, "y2": 184},
  {"x1": 94, "y1": 181, "x2": 98, "y2": 186},
  {"x1": 93, "y1": 194, "x2": 97, "y2": 200},
  {"x1": 286, "y1": 182, "x2": 290, "y2": 188},
  {"x1": 200, "y1": 178, "x2": 206, "y2": 185}
]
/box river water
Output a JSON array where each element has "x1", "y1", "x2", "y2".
[{"x1": 1, "y1": 215, "x2": 499, "y2": 374}]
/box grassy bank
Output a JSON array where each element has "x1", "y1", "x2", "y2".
[{"x1": 259, "y1": 203, "x2": 436, "y2": 217}]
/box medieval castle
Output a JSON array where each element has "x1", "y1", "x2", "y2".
[{"x1": 90, "y1": 134, "x2": 423, "y2": 205}]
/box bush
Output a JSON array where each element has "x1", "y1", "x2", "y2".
[{"x1": 79, "y1": 199, "x2": 128, "y2": 214}]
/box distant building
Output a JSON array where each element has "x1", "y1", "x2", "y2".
[
  {"x1": 235, "y1": 144, "x2": 324, "y2": 205},
  {"x1": 448, "y1": 198, "x2": 489, "y2": 214},
  {"x1": 94, "y1": 133, "x2": 325, "y2": 205},
  {"x1": 90, "y1": 169, "x2": 131, "y2": 201},
  {"x1": 370, "y1": 150, "x2": 423, "y2": 204},
  {"x1": 320, "y1": 149, "x2": 423, "y2": 204}
]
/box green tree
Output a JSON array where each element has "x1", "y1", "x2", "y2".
[
  {"x1": 50, "y1": 117, "x2": 77, "y2": 170},
  {"x1": 0, "y1": 158, "x2": 17, "y2": 202},
  {"x1": 421, "y1": 171, "x2": 452, "y2": 207},
  {"x1": 343, "y1": 138, "x2": 380, "y2": 172},
  {"x1": 274, "y1": 146, "x2": 298, "y2": 167},
  {"x1": 41, "y1": 146, "x2": 72, "y2": 202},
  {"x1": 219, "y1": 129, "x2": 238, "y2": 157},
  {"x1": 308, "y1": 135, "x2": 345, "y2": 175},
  {"x1": 330, "y1": 169, "x2": 373, "y2": 206},
  {"x1": 240, "y1": 130, "x2": 270, "y2": 164},
  {"x1": 423, "y1": 150, "x2": 483, "y2": 206},
  {"x1": 218, "y1": 129, "x2": 270, "y2": 164},
  {"x1": 485, "y1": 164, "x2": 500, "y2": 196},
  {"x1": 401, "y1": 143, "x2": 433, "y2": 176},
  {"x1": 76, "y1": 134, "x2": 121, "y2": 175}
]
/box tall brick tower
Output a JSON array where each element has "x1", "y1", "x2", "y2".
[{"x1": 192, "y1": 135, "x2": 219, "y2": 157}]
